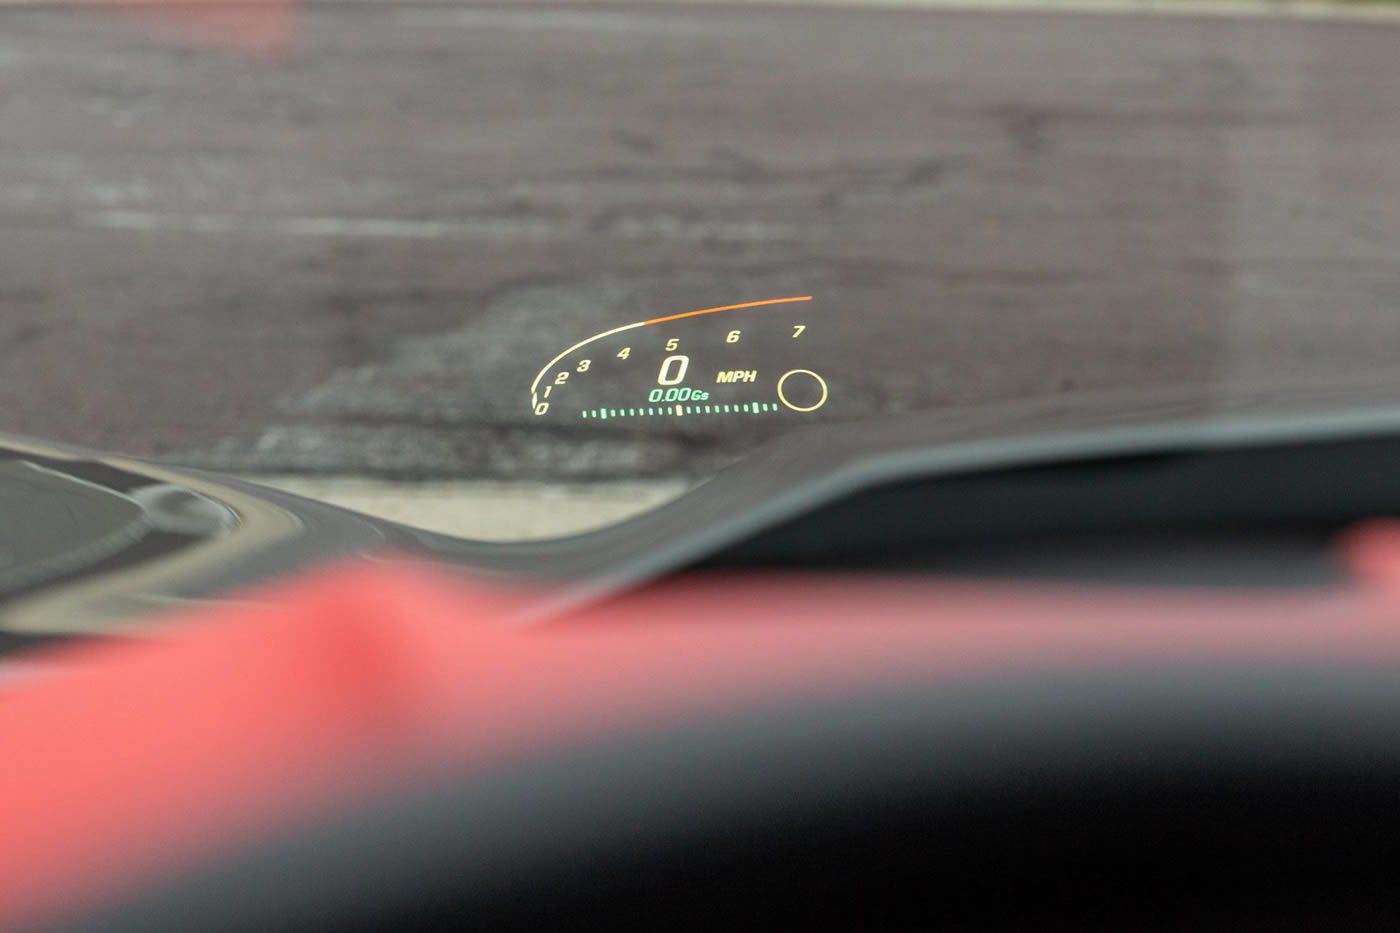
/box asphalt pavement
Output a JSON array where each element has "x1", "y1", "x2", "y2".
[{"x1": 3, "y1": 1, "x2": 1400, "y2": 482}]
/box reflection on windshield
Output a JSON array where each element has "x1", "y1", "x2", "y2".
[{"x1": 3, "y1": 0, "x2": 1397, "y2": 538}]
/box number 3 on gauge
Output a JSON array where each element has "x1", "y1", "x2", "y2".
[{"x1": 657, "y1": 354, "x2": 689, "y2": 386}]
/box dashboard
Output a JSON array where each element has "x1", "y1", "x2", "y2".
[{"x1": 8, "y1": 375, "x2": 1400, "y2": 640}]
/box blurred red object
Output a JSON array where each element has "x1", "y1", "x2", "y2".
[
  {"x1": 109, "y1": 0, "x2": 294, "y2": 53},
  {"x1": 1340, "y1": 519, "x2": 1400, "y2": 593},
  {"x1": 3, "y1": 557, "x2": 1400, "y2": 928}
]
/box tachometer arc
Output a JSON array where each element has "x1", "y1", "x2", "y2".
[{"x1": 528, "y1": 296, "x2": 813, "y2": 404}]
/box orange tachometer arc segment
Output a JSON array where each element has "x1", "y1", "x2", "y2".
[{"x1": 642, "y1": 296, "x2": 812, "y2": 327}]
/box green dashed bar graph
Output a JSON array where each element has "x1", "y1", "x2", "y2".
[{"x1": 581, "y1": 402, "x2": 780, "y2": 419}]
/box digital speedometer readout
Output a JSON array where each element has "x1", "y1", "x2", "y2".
[{"x1": 529, "y1": 296, "x2": 829, "y2": 423}]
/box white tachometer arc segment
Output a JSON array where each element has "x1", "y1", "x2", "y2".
[{"x1": 529, "y1": 321, "x2": 647, "y2": 404}]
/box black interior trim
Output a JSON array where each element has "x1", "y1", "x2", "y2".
[
  {"x1": 699, "y1": 436, "x2": 1400, "y2": 578},
  {"x1": 63, "y1": 664, "x2": 1400, "y2": 932}
]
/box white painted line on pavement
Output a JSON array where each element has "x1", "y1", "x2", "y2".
[
  {"x1": 79, "y1": 210, "x2": 806, "y2": 243},
  {"x1": 611, "y1": 0, "x2": 1400, "y2": 21},
  {"x1": 393, "y1": 8, "x2": 717, "y2": 34},
  {"x1": 86, "y1": 210, "x2": 554, "y2": 240},
  {"x1": 3, "y1": 0, "x2": 1400, "y2": 25}
]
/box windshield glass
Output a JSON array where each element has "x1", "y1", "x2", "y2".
[{"x1": 7, "y1": 0, "x2": 1398, "y2": 539}]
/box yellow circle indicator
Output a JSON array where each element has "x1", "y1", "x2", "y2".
[{"x1": 777, "y1": 369, "x2": 829, "y2": 412}]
